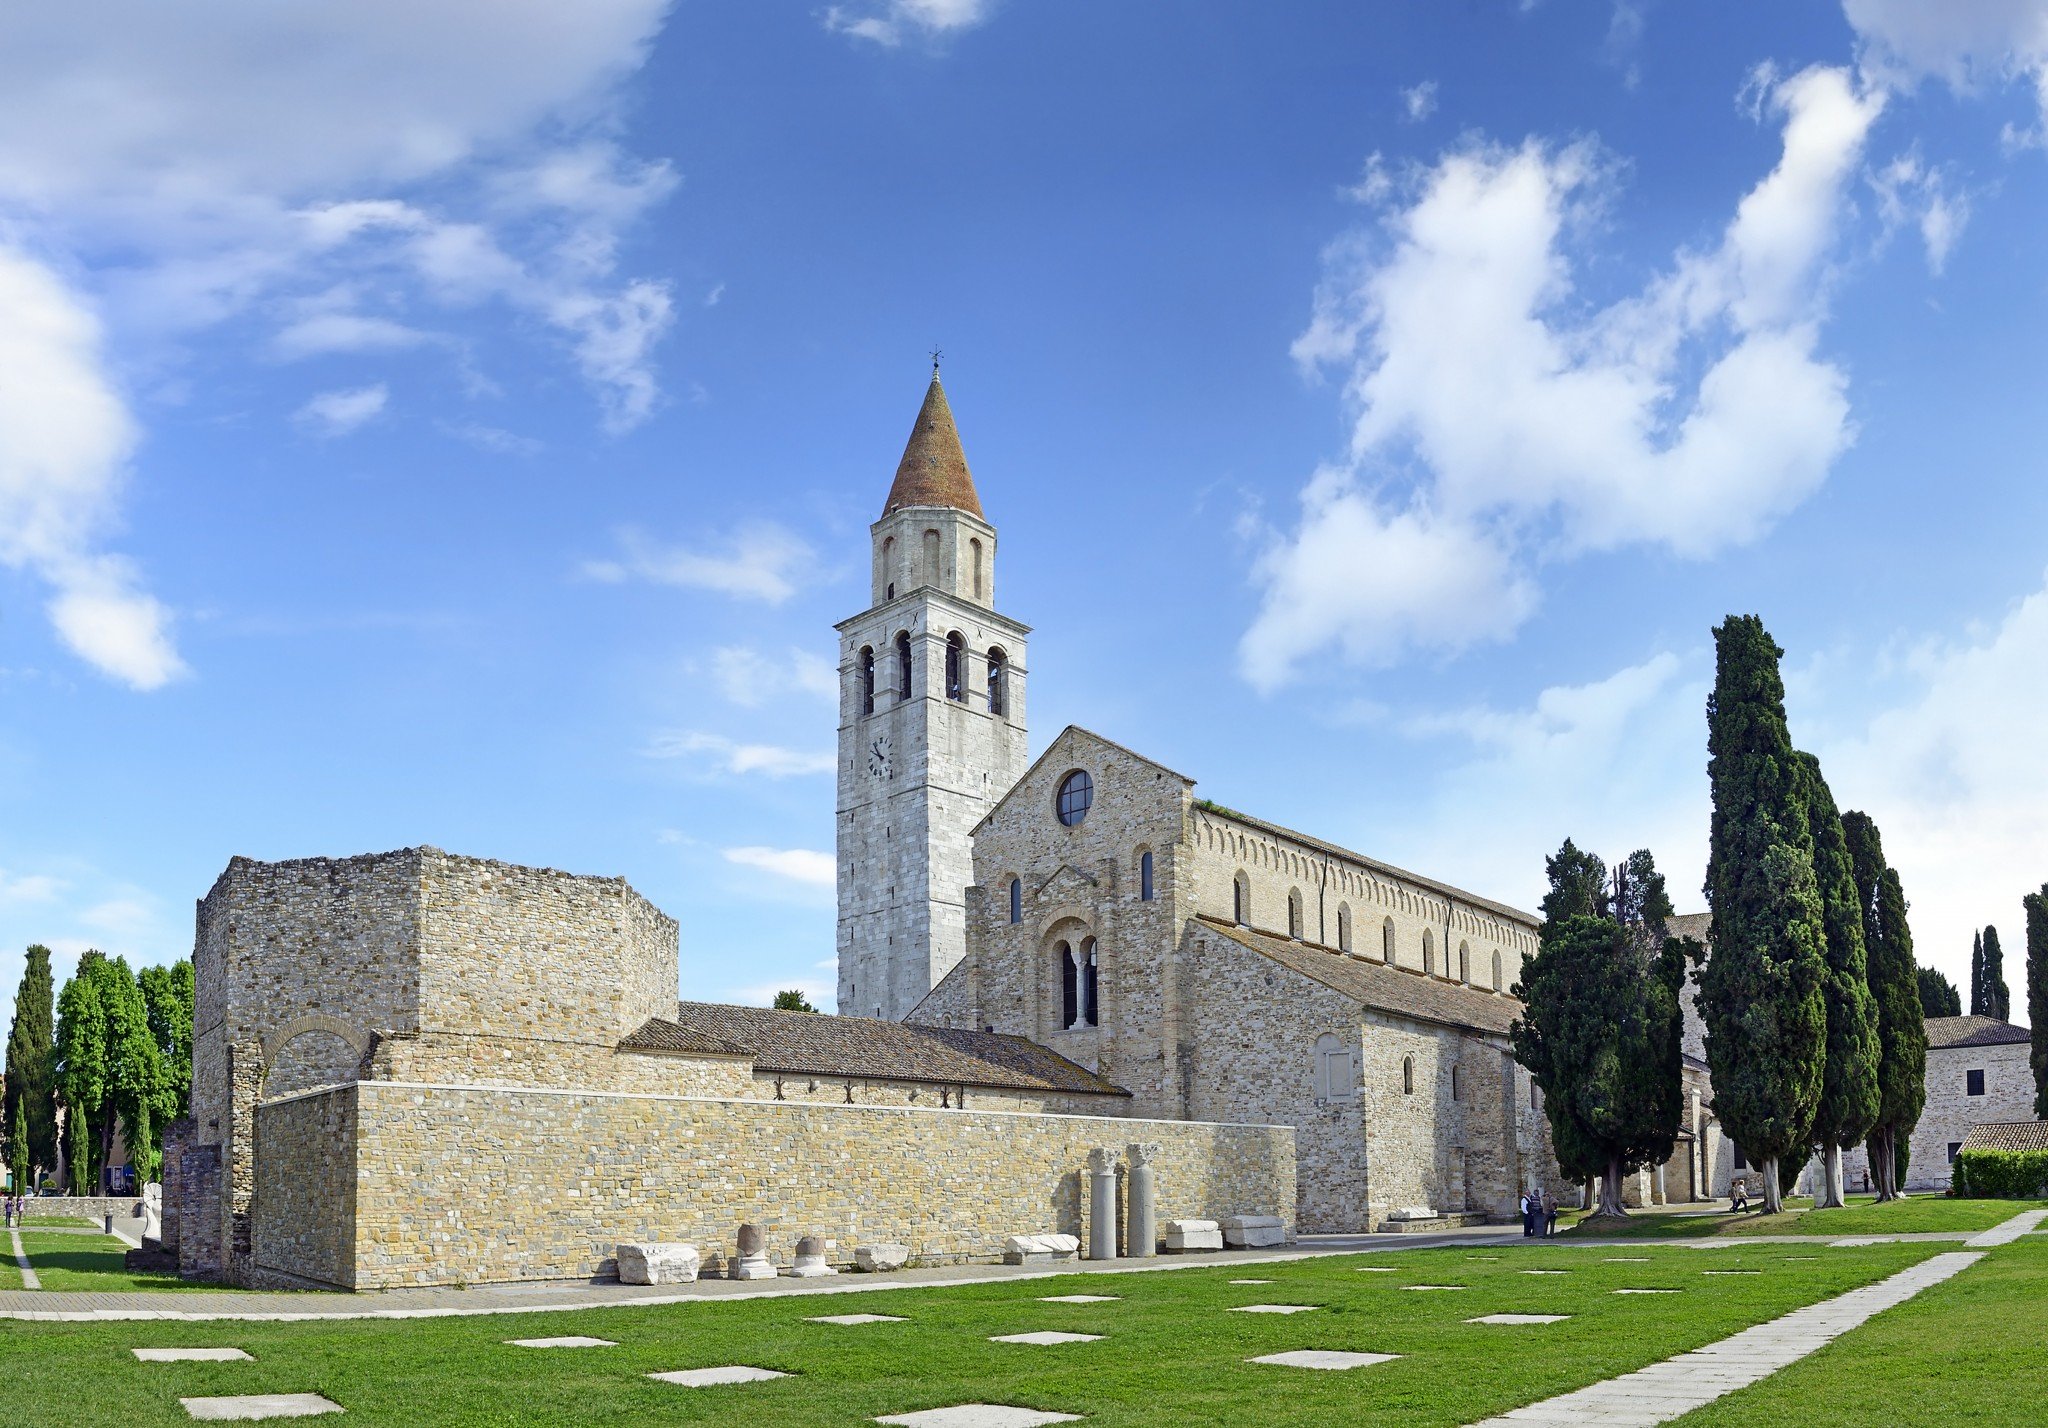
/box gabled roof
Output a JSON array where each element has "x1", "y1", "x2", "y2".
[
  {"x1": 1959, "y1": 1121, "x2": 2048, "y2": 1153},
  {"x1": 620, "y1": 1018, "x2": 748, "y2": 1057},
  {"x1": 1926, "y1": 1015, "x2": 2032, "y2": 1050},
  {"x1": 973, "y1": 724, "x2": 1195, "y2": 835},
  {"x1": 1194, "y1": 915, "x2": 1524, "y2": 1038},
  {"x1": 663, "y1": 1000, "x2": 1129, "y2": 1097},
  {"x1": 883, "y1": 374, "x2": 984, "y2": 519}
]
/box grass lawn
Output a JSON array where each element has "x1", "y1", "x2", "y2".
[
  {"x1": 1560, "y1": 1195, "x2": 2041, "y2": 1240},
  {"x1": 0, "y1": 1247, "x2": 19, "y2": 1290},
  {"x1": 20, "y1": 1215, "x2": 98, "y2": 1229},
  {"x1": 1677, "y1": 1235, "x2": 2048, "y2": 1426},
  {"x1": 0, "y1": 1242, "x2": 1947, "y2": 1426},
  {"x1": 12, "y1": 1231, "x2": 215, "y2": 1293}
]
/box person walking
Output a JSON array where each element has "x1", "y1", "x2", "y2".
[
  {"x1": 1519, "y1": 1190, "x2": 1533, "y2": 1237},
  {"x1": 1544, "y1": 1189, "x2": 1560, "y2": 1237}
]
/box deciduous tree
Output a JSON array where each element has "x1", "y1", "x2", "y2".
[
  {"x1": 55, "y1": 951, "x2": 112, "y2": 1193},
  {"x1": 771, "y1": 989, "x2": 818, "y2": 1013}
]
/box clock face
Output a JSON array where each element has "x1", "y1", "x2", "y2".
[{"x1": 867, "y1": 734, "x2": 892, "y2": 778}]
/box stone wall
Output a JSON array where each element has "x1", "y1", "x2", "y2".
[
  {"x1": 252, "y1": 1088, "x2": 356, "y2": 1288},
  {"x1": 266, "y1": 1082, "x2": 1293, "y2": 1290},
  {"x1": 1841, "y1": 1041, "x2": 2039, "y2": 1191}
]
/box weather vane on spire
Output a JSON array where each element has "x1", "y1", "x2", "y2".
[{"x1": 929, "y1": 345, "x2": 943, "y2": 377}]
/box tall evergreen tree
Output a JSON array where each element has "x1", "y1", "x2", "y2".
[
  {"x1": 1980, "y1": 926, "x2": 2010, "y2": 1021},
  {"x1": 1970, "y1": 931, "x2": 1985, "y2": 1015},
  {"x1": 1795, "y1": 753, "x2": 1881, "y2": 1208},
  {"x1": 2026, "y1": 886, "x2": 2048, "y2": 1120},
  {"x1": 1843, "y1": 812, "x2": 1927, "y2": 1201},
  {"x1": 4, "y1": 945, "x2": 59, "y2": 1190},
  {"x1": 1916, "y1": 966, "x2": 1961, "y2": 1018},
  {"x1": 55, "y1": 951, "x2": 112, "y2": 1192},
  {"x1": 1540, "y1": 839, "x2": 1609, "y2": 926},
  {"x1": 1700, "y1": 616, "x2": 1828, "y2": 1213},
  {"x1": 1513, "y1": 842, "x2": 1686, "y2": 1216}
]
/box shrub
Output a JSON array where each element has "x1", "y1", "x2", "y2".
[{"x1": 1951, "y1": 1148, "x2": 2048, "y2": 1199}]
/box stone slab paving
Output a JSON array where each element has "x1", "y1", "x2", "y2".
[
  {"x1": 1227, "y1": 1279, "x2": 1272, "y2": 1285},
  {"x1": 180, "y1": 1394, "x2": 342, "y2": 1421},
  {"x1": 1038, "y1": 1295, "x2": 1118, "y2": 1303},
  {"x1": 1703, "y1": 1270, "x2": 1760, "y2": 1276},
  {"x1": 1249, "y1": 1350, "x2": 1399, "y2": 1370},
  {"x1": 8, "y1": 1229, "x2": 39, "y2": 1291},
  {"x1": 1519, "y1": 1270, "x2": 1568, "y2": 1275},
  {"x1": 503, "y1": 1335, "x2": 616, "y2": 1347},
  {"x1": 647, "y1": 1365, "x2": 788, "y2": 1386},
  {"x1": 1402, "y1": 1284, "x2": 1466, "y2": 1291},
  {"x1": 875, "y1": 1407, "x2": 1081, "y2": 1427},
  {"x1": 1354, "y1": 1266, "x2": 1396, "y2": 1273},
  {"x1": 990, "y1": 1331, "x2": 1101, "y2": 1345},
  {"x1": 1613, "y1": 1288, "x2": 1681, "y2": 1295},
  {"x1": 810, "y1": 1313, "x2": 908, "y2": 1325},
  {"x1": 1463, "y1": 1250, "x2": 1982, "y2": 1428},
  {"x1": 136, "y1": 1347, "x2": 255, "y2": 1361},
  {"x1": 1230, "y1": 1304, "x2": 1317, "y2": 1314},
  {"x1": 1965, "y1": 1208, "x2": 2047, "y2": 1247},
  {"x1": 1468, "y1": 1314, "x2": 1568, "y2": 1325}
]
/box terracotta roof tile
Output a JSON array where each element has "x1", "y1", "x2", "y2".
[
  {"x1": 619, "y1": 1018, "x2": 747, "y2": 1057},
  {"x1": 883, "y1": 375, "x2": 984, "y2": 519},
  {"x1": 665, "y1": 1000, "x2": 1127, "y2": 1097},
  {"x1": 1925, "y1": 1015, "x2": 2032, "y2": 1050},
  {"x1": 1959, "y1": 1121, "x2": 2048, "y2": 1153},
  {"x1": 1195, "y1": 916, "x2": 1524, "y2": 1037}
]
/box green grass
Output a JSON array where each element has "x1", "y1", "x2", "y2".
[
  {"x1": 1677, "y1": 1235, "x2": 2048, "y2": 1425},
  {"x1": 12, "y1": 1231, "x2": 214, "y2": 1293},
  {"x1": 20, "y1": 1215, "x2": 99, "y2": 1228},
  {"x1": 0, "y1": 1242, "x2": 1947, "y2": 1426},
  {"x1": 0, "y1": 1246, "x2": 19, "y2": 1291},
  {"x1": 1561, "y1": 1195, "x2": 2040, "y2": 1240}
]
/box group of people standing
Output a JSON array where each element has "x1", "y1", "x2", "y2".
[
  {"x1": 1520, "y1": 1188, "x2": 1560, "y2": 1237},
  {"x1": 2, "y1": 1193, "x2": 29, "y2": 1228}
]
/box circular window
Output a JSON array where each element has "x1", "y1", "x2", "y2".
[{"x1": 1056, "y1": 769, "x2": 1094, "y2": 826}]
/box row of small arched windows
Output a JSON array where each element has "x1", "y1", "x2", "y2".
[
  {"x1": 1232, "y1": 871, "x2": 1507, "y2": 990},
  {"x1": 880, "y1": 531, "x2": 985, "y2": 602},
  {"x1": 858, "y1": 635, "x2": 1006, "y2": 716}
]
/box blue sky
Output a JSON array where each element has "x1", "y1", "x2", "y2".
[{"x1": 4, "y1": 1, "x2": 2047, "y2": 1020}]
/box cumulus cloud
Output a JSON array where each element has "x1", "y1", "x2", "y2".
[
  {"x1": 0, "y1": 245, "x2": 185, "y2": 690},
  {"x1": 1401, "y1": 81, "x2": 1440, "y2": 122},
  {"x1": 647, "y1": 731, "x2": 836, "y2": 778},
  {"x1": 709, "y1": 646, "x2": 839, "y2": 707},
  {"x1": 1844, "y1": 1, "x2": 2048, "y2": 97},
  {"x1": 823, "y1": 0, "x2": 995, "y2": 46},
  {"x1": 295, "y1": 384, "x2": 389, "y2": 437},
  {"x1": 722, "y1": 846, "x2": 836, "y2": 887},
  {"x1": 1244, "y1": 65, "x2": 1880, "y2": 689},
  {"x1": 582, "y1": 524, "x2": 816, "y2": 603}
]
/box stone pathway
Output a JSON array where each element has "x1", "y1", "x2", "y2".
[
  {"x1": 1463, "y1": 1250, "x2": 1982, "y2": 1427},
  {"x1": 1965, "y1": 1208, "x2": 2046, "y2": 1247},
  {"x1": 136, "y1": 1347, "x2": 254, "y2": 1361},
  {"x1": 647, "y1": 1365, "x2": 787, "y2": 1387},
  {"x1": 876, "y1": 1407, "x2": 1080, "y2": 1427},
  {"x1": 1249, "y1": 1349, "x2": 1398, "y2": 1370},
  {"x1": 8, "y1": 1229, "x2": 39, "y2": 1291},
  {"x1": 180, "y1": 1393, "x2": 342, "y2": 1420}
]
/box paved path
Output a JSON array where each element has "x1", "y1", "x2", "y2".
[
  {"x1": 1964, "y1": 1207, "x2": 2046, "y2": 1247},
  {"x1": 1464, "y1": 1250, "x2": 1983, "y2": 1426},
  {"x1": 7, "y1": 1229, "x2": 40, "y2": 1291}
]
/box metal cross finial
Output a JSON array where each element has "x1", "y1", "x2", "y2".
[{"x1": 929, "y1": 346, "x2": 943, "y2": 376}]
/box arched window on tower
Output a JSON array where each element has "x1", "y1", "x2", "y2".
[
  {"x1": 945, "y1": 632, "x2": 965, "y2": 702},
  {"x1": 1139, "y1": 850, "x2": 1154, "y2": 901},
  {"x1": 1287, "y1": 888, "x2": 1304, "y2": 940},
  {"x1": 1008, "y1": 876, "x2": 1022, "y2": 924},
  {"x1": 1233, "y1": 870, "x2": 1250, "y2": 926},
  {"x1": 882, "y1": 535, "x2": 895, "y2": 596},
  {"x1": 1081, "y1": 936, "x2": 1099, "y2": 1027},
  {"x1": 896, "y1": 631, "x2": 912, "y2": 699},
  {"x1": 970, "y1": 537, "x2": 984, "y2": 600},
  {"x1": 1383, "y1": 917, "x2": 1396, "y2": 964},
  {"x1": 1338, "y1": 904, "x2": 1352, "y2": 953},
  {"x1": 1058, "y1": 941, "x2": 1078, "y2": 1029},
  {"x1": 987, "y1": 646, "x2": 1007, "y2": 716},
  {"x1": 1402, "y1": 1056, "x2": 1415, "y2": 1094},
  {"x1": 923, "y1": 528, "x2": 942, "y2": 586},
  {"x1": 858, "y1": 646, "x2": 875, "y2": 716}
]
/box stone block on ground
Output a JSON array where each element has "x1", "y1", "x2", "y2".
[
  {"x1": 875, "y1": 1408, "x2": 1082, "y2": 1427},
  {"x1": 1162, "y1": 1219, "x2": 1222, "y2": 1252},
  {"x1": 728, "y1": 1222, "x2": 776, "y2": 1280},
  {"x1": 616, "y1": 1242, "x2": 700, "y2": 1286},
  {"x1": 179, "y1": 1394, "x2": 342, "y2": 1421},
  {"x1": 1001, "y1": 1232, "x2": 1079, "y2": 1266},
  {"x1": 855, "y1": 1242, "x2": 909, "y2": 1272},
  {"x1": 1249, "y1": 1350, "x2": 1399, "y2": 1371},
  {"x1": 1220, "y1": 1214, "x2": 1286, "y2": 1248},
  {"x1": 647, "y1": 1366, "x2": 788, "y2": 1387},
  {"x1": 505, "y1": 1336, "x2": 617, "y2": 1348},
  {"x1": 988, "y1": 1331, "x2": 1101, "y2": 1345},
  {"x1": 790, "y1": 1233, "x2": 838, "y2": 1278},
  {"x1": 809, "y1": 1313, "x2": 906, "y2": 1325},
  {"x1": 135, "y1": 1348, "x2": 253, "y2": 1362}
]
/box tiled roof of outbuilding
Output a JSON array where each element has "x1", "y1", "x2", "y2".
[
  {"x1": 883, "y1": 374, "x2": 985, "y2": 519},
  {"x1": 1196, "y1": 916, "x2": 1524, "y2": 1038},
  {"x1": 658, "y1": 1000, "x2": 1129, "y2": 1097},
  {"x1": 1925, "y1": 1015, "x2": 2032, "y2": 1050},
  {"x1": 619, "y1": 1018, "x2": 748, "y2": 1057},
  {"x1": 1959, "y1": 1121, "x2": 2048, "y2": 1153}
]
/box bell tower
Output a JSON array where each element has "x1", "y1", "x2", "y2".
[{"x1": 835, "y1": 367, "x2": 1030, "y2": 1020}]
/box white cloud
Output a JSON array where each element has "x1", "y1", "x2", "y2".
[
  {"x1": 823, "y1": 0, "x2": 994, "y2": 46},
  {"x1": 1245, "y1": 66, "x2": 1880, "y2": 688},
  {"x1": 295, "y1": 384, "x2": 389, "y2": 437},
  {"x1": 722, "y1": 846, "x2": 836, "y2": 888},
  {"x1": 0, "y1": 869, "x2": 65, "y2": 904},
  {"x1": 0, "y1": 245, "x2": 186, "y2": 690},
  {"x1": 1869, "y1": 152, "x2": 1972, "y2": 274},
  {"x1": 1844, "y1": 1, "x2": 2048, "y2": 97},
  {"x1": 582, "y1": 524, "x2": 816, "y2": 603},
  {"x1": 1401, "y1": 81, "x2": 1440, "y2": 122},
  {"x1": 439, "y1": 420, "x2": 542, "y2": 456},
  {"x1": 709, "y1": 646, "x2": 839, "y2": 708},
  {"x1": 272, "y1": 312, "x2": 435, "y2": 361},
  {"x1": 647, "y1": 731, "x2": 836, "y2": 778}
]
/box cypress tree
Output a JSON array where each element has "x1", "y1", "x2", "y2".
[
  {"x1": 1843, "y1": 812, "x2": 1927, "y2": 1201},
  {"x1": 4, "y1": 945, "x2": 59, "y2": 1190},
  {"x1": 1512, "y1": 842, "x2": 1685, "y2": 1216},
  {"x1": 1980, "y1": 926, "x2": 2010, "y2": 1021},
  {"x1": 1916, "y1": 966, "x2": 1961, "y2": 1019},
  {"x1": 1540, "y1": 840, "x2": 1609, "y2": 925},
  {"x1": 1795, "y1": 753, "x2": 1881, "y2": 1208},
  {"x1": 1970, "y1": 931, "x2": 1985, "y2": 1015},
  {"x1": 2026, "y1": 886, "x2": 2048, "y2": 1120},
  {"x1": 1700, "y1": 616, "x2": 1828, "y2": 1214}
]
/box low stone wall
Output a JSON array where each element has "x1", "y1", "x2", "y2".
[
  {"x1": 257, "y1": 1081, "x2": 1295, "y2": 1290},
  {"x1": 12, "y1": 1195, "x2": 147, "y2": 1225}
]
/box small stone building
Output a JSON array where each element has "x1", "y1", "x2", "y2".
[{"x1": 1841, "y1": 1014, "x2": 2039, "y2": 1193}]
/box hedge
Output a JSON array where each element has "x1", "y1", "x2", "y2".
[{"x1": 1951, "y1": 1148, "x2": 2048, "y2": 1199}]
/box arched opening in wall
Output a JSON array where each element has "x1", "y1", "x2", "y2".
[
  {"x1": 882, "y1": 535, "x2": 895, "y2": 592},
  {"x1": 895, "y1": 631, "x2": 912, "y2": 699},
  {"x1": 1492, "y1": 949, "x2": 1504, "y2": 991},
  {"x1": 1080, "y1": 936, "x2": 1099, "y2": 1027},
  {"x1": 970, "y1": 537, "x2": 984, "y2": 599},
  {"x1": 945, "y1": 632, "x2": 965, "y2": 701},
  {"x1": 1313, "y1": 1033, "x2": 1356, "y2": 1104},
  {"x1": 1337, "y1": 904, "x2": 1352, "y2": 953},
  {"x1": 1402, "y1": 1056, "x2": 1414, "y2": 1095},
  {"x1": 1008, "y1": 876, "x2": 1022, "y2": 924},
  {"x1": 264, "y1": 1028, "x2": 363, "y2": 1099},
  {"x1": 1382, "y1": 917, "x2": 1396, "y2": 964},
  {"x1": 1058, "y1": 940, "x2": 1078, "y2": 1029},
  {"x1": 1287, "y1": 888, "x2": 1304, "y2": 940},
  {"x1": 987, "y1": 646, "x2": 1007, "y2": 715},
  {"x1": 1422, "y1": 928, "x2": 1435, "y2": 977},
  {"x1": 1139, "y1": 849, "x2": 1154, "y2": 901},
  {"x1": 858, "y1": 646, "x2": 875, "y2": 716},
  {"x1": 923, "y1": 527, "x2": 941, "y2": 585},
  {"x1": 1458, "y1": 940, "x2": 1470, "y2": 984},
  {"x1": 1233, "y1": 870, "x2": 1250, "y2": 926}
]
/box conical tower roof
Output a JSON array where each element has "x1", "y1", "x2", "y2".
[{"x1": 883, "y1": 373, "x2": 985, "y2": 519}]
